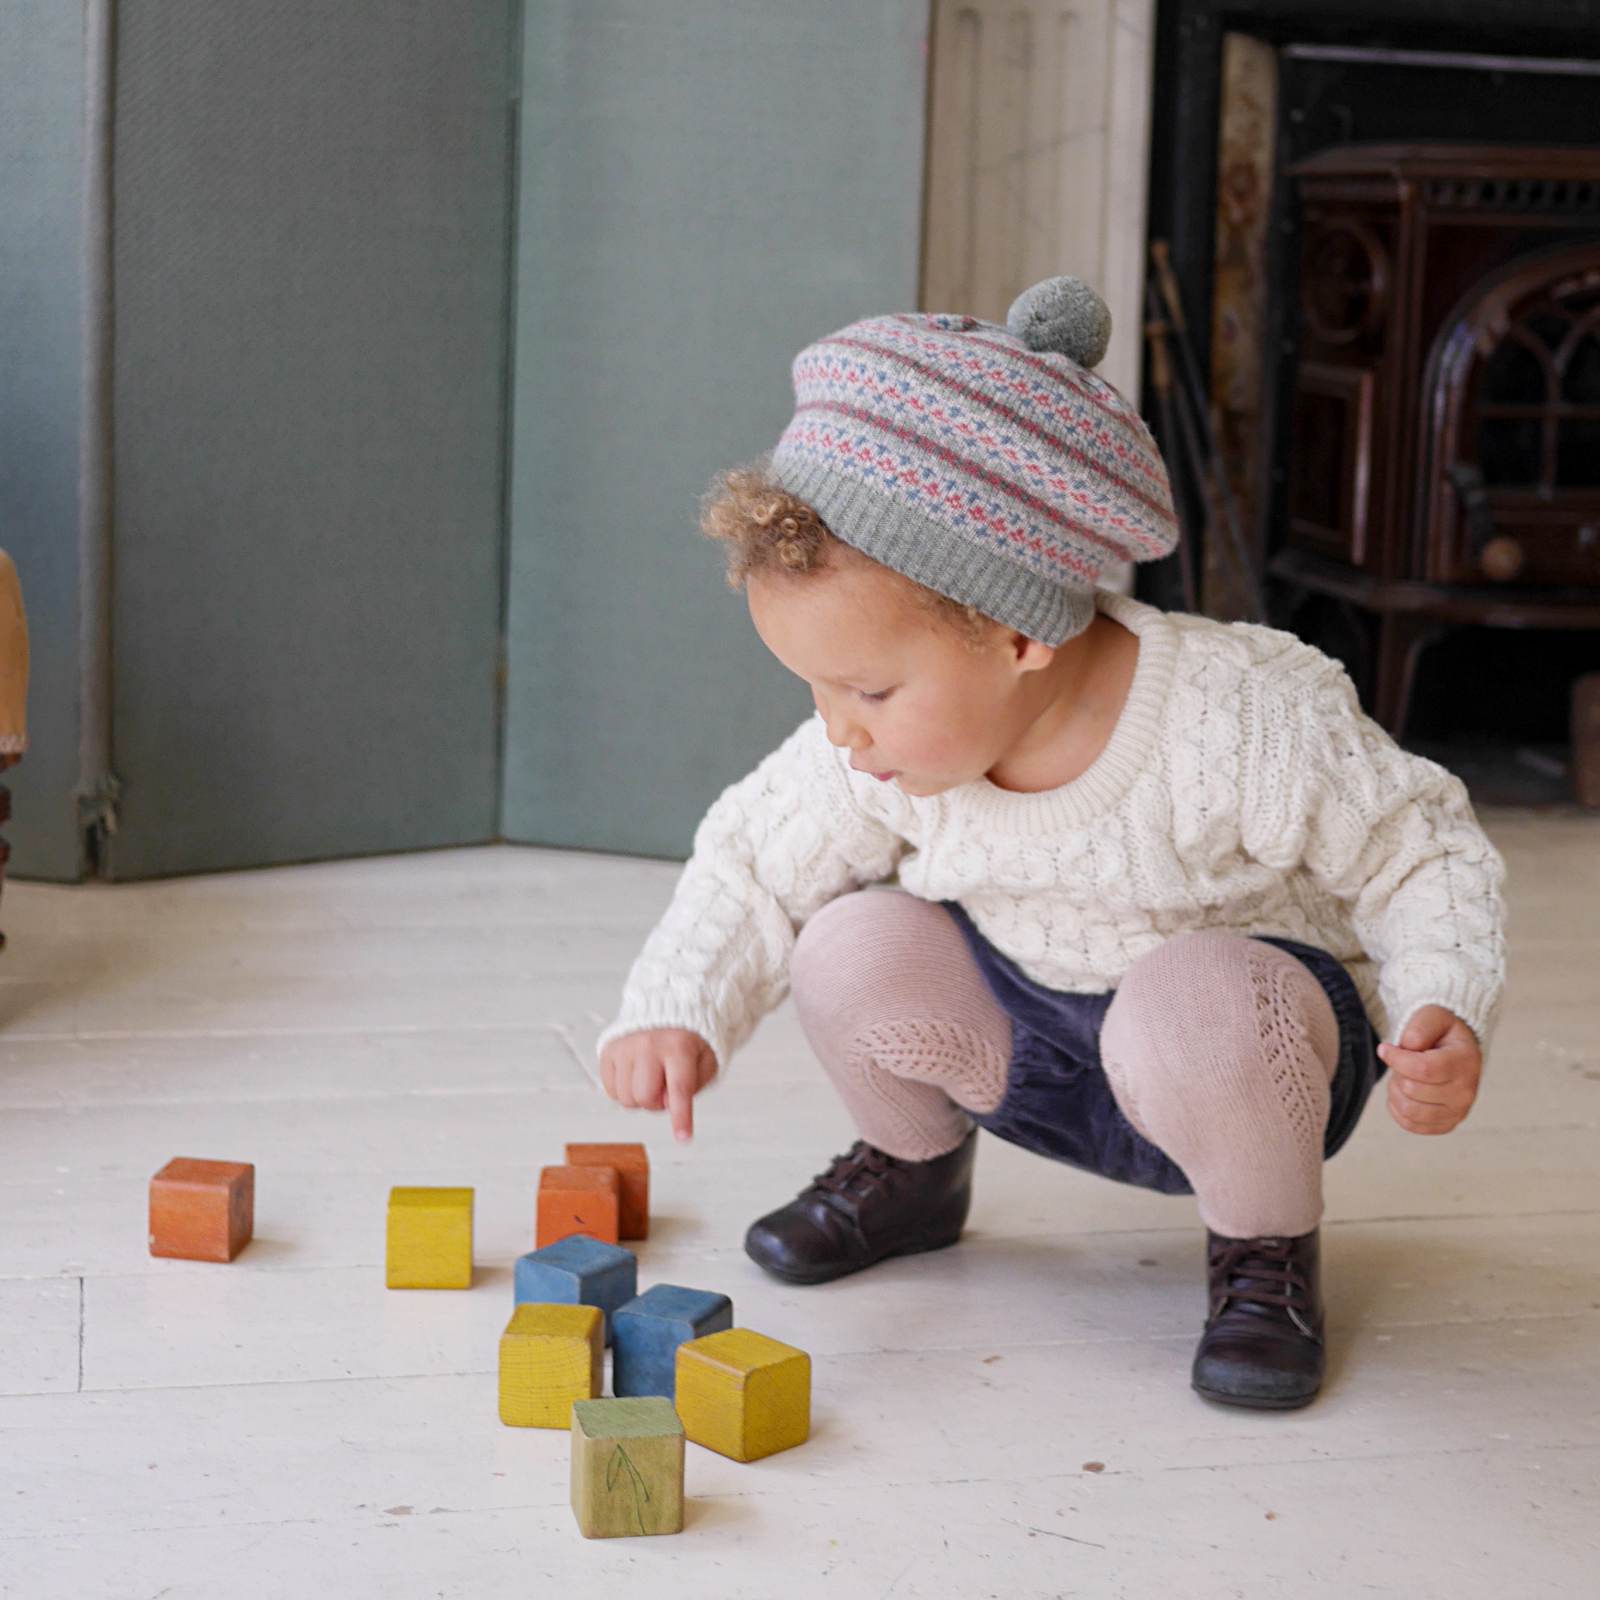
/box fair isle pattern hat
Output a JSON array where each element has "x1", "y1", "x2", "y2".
[{"x1": 769, "y1": 275, "x2": 1180, "y2": 645}]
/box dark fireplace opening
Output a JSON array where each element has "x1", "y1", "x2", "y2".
[{"x1": 1142, "y1": 0, "x2": 1600, "y2": 805}]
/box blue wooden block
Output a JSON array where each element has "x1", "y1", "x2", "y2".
[
  {"x1": 513, "y1": 1236, "x2": 638, "y2": 1347},
  {"x1": 611, "y1": 1284, "x2": 733, "y2": 1399}
]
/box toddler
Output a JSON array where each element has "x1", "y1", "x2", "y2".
[{"x1": 594, "y1": 276, "x2": 1508, "y2": 1410}]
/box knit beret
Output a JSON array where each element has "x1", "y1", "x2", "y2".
[{"x1": 769, "y1": 275, "x2": 1180, "y2": 644}]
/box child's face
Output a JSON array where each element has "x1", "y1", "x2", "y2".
[{"x1": 746, "y1": 557, "x2": 1056, "y2": 798}]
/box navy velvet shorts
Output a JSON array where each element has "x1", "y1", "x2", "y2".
[{"x1": 940, "y1": 901, "x2": 1387, "y2": 1197}]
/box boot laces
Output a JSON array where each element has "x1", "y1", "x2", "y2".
[
  {"x1": 807, "y1": 1140, "x2": 904, "y2": 1203},
  {"x1": 1209, "y1": 1235, "x2": 1318, "y2": 1340}
]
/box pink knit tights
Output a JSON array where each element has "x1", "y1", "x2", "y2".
[{"x1": 788, "y1": 889, "x2": 1341, "y2": 1239}]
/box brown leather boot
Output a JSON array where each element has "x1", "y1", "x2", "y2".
[
  {"x1": 743, "y1": 1129, "x2": 977, "y2": 1285},
  {"x1": 1191, "y1": 1227, "x2": 1325, "y2": 1409}
]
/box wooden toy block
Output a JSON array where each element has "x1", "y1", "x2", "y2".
[
  {"x1": 675, "y1": 1327, "x2": 810, "y2": 1462},
  {"x1": 498, "y1": 1302, "x2": 602, "y2": 1428},
  {"x1": 514, "y1": 1235, "x2": 637, "y2": 1347},
  {"x1": 570, "y1": 1396, "x2": 684, "y2": 1539},
  {"x1": 564, "y1": 1142, "x2": 650, "y2": 1239},
  {"x1": 536, "y1": 1164, "x2": 620, "y2": 1248},
  {"x1": 385, "y1": 1186, "x2": 473, "y2": 1289},
  {"x1": 148, "y1": 1158, "x2": 254, "y2": 1262},
  {"x1": 611, "y1": 1283, "x2": 732, "y2": 1400}
]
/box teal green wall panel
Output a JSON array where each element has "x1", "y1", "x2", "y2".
[
  {"x1": 104, "y1": 1, "x2": 516, "y2": 879},
  {"x1": 0, "y1": 1, "x2": 88, "y2": 882},
  {"x1": 503, "y1": 0, "x2": 930, "y2": 858}
]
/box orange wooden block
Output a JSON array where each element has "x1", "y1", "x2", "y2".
[
  {"x1": 149, "y1": 1157, "x2": 254, "y2": 1262},
  {"x1": 564, "y1": 1142, "x2": 650, "y2": 1240},
  {"x1": 537, "y1": 1165, "x2": 620, "y2": 1248}
]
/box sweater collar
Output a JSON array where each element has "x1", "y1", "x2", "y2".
[{"x1": 949, "y1": 588, "x2": 1179, "y2": 831}]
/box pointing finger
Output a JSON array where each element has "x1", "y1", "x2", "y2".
[{"x1": 665, "y1": 1054, "x2": 697, "y2": 1144}]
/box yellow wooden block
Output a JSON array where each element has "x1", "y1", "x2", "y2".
[
  {"x1": 499, "y1": 1303, "x2": 602, "y2": 1428},
  {"x1": 674, "y1": 1327, "x2": 810, "y2": 1462},
  {"x1": 385, "y1": 1186, "x2": 473, "y2": 1289}
]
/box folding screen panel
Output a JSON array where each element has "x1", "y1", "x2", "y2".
[
  {"x1": 0, "y1": 1, "x2": 88, "y2": 881},
  {"x1": 501, "y1": 0, "x2": 930, "y2": 858},
  {"x1": 101, "y1": 1, "x2": 515, "y2": 878}
]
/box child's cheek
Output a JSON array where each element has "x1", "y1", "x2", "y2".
[{"x1": 916, "y1": 709, "x2": 978, "y2": 766}]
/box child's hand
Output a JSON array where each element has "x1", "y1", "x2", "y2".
[
  {"x1": 598, "y1": 1028, "x2": 718, "y2": 1143},
  {"x1": 1377, "y1": 1005, "x2": 1482, "y2": 1136}
]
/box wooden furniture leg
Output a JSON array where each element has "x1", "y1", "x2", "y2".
[
  {"x1": 1573, "y1": 673, "x2": 1600, "y2": 809},
  {"x1": 1373, "y1": 613, "x2": 1446, "y2": 740},
  {"x1": 0, "y1": 757, "x2": 13, "y2": 954}
]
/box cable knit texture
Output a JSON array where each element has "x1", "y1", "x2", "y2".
[{"x1": 595, "y1": 590, "x2": 1509, "y2": 1080}]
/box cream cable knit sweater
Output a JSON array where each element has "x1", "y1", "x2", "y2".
[{"x1": 596, "y1": 590, "x2": 1508, "y2": 1078}]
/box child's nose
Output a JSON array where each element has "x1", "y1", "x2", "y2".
[{"x1": 815, "y1": 696, "x2": 868, "y2": 753}]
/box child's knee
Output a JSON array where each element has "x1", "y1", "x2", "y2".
[
  {"x1": 1101, "y1": 931, "x2": 1339, "y2": 1096},
  {"x1": 790, "y1": 889, "x2": 1000, "y2": 1062},
  {"x1": 791, "y1": 888, "x2": 923, "y2": 1026},
  {"x1": 1103, "y1": 930, "x2": 1252, "y2": 1052}
]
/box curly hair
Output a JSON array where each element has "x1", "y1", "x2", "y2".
[{"x1": 698, "y1": 459, "x2": 1003, "y2": 654}]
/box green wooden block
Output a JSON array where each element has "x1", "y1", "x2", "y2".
[{"x1": 569, "y1": 1396, "x2": 685, "y2": 1539}]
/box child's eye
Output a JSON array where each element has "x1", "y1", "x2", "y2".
[{"x1": 858, "y1": 689, "x2": 891, "y2": 703}]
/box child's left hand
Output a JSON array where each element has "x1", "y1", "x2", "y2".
[{"x1": 1377, "y1": 1005, "x2": 1482, "y2": 1136}]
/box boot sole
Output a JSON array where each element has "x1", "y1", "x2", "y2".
[
  {"x1": 1191, "y1": 1379, "x2": 1319, "y2": 1411},
  {"x1": 746, "y1": 1227, "x2": 965, "y2": 1286}
]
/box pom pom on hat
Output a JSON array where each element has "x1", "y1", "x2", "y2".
[{"x1": 1005, "y1": 275, "x2": 1112, "y2": 368}]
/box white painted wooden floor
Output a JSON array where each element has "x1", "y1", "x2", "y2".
[{"x1": 1, "y1": 813, "x2": 1596, "y2": 1599}]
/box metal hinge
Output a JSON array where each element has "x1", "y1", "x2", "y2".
[{"x1": 77, "y1": 771, "x2": 123, "y2": 840}]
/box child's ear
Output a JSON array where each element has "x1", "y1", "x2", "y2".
[{"x1": 1011, "y1": 633, "x2": 1057, "y2": 675}]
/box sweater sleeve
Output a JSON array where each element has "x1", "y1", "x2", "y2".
[
  {"x1": 1242, "y1": 660, "x2": 1509, "y2": 1055},
  {"x1": 593, "y1": 714, "x2": 911, "y2": 1080}
]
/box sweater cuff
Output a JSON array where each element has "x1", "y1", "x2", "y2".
[{"x1": 1386, "y1": 973, "x2": 1503, "y2": 1057}]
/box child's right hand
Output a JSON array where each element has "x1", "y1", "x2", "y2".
[{"x1": 598, "y1": 1028, "x2": 718, "y2": 1143}]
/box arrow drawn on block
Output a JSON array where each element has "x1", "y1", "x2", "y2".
[{"x1": 606, "y1": 1443, "x2": 652, "y2": 1535}]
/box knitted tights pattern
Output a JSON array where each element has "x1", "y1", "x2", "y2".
[{"x1": 789, "y1": 893, "x2": 1340, "y2": 1238}]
